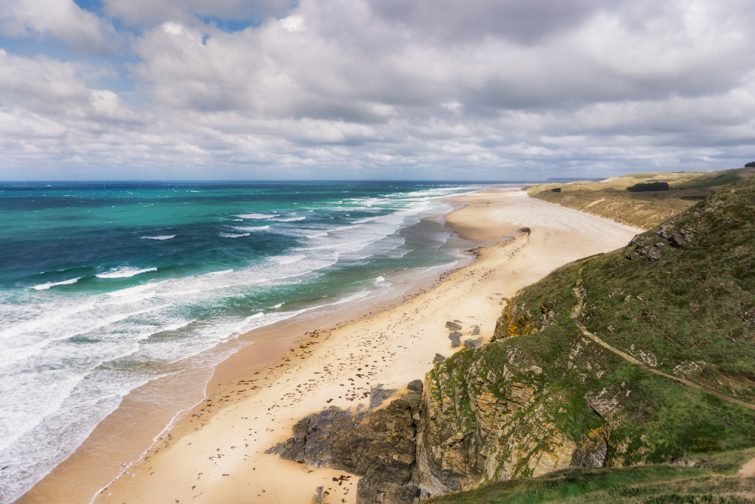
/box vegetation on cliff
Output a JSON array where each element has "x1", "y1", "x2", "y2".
[
  {"x1": 425, "y1": 175, "x2": 754, "y2": 501},
  {"x1": 273, "y1": 172, "x2": 754, "y2": 503},
  {"x1": 428, "y1": 448, "x2": 755, "y2": 503},
  {"x1": 527, "y1": 167, "x2": 753, "y2": 229}
]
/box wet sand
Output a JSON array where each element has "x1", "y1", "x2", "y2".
[{"x1": 22, "y1": 187, "x2": 640, "y2": 504}]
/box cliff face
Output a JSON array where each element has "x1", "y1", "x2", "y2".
[
  {"x1": 418, "y1": 175, "x2": 754, "y2": 497},
  {"x1": 273, "y1": 176, "x2": 755, "y2": 503}
]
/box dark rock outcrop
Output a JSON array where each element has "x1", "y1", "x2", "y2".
[
  {"x1": 269, "y1": 383, "x2": 424, "y2": 504},
  {"x1": 624, "y1": 205, "x2": 700, "y2": 261},
  {"x1": 745, "y1": 161, "x2": 755, "y2": 168},
  {"x1": 268, "y1": 406, "x2": 355, "y2": 467}
]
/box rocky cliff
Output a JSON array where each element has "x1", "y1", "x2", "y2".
[{"x1": 273, "y1": 175, "x2": 755, "y2": 503}]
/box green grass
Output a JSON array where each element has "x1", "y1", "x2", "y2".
[
  {"x1": 428, "y1": 449, "x2": 755, "y2": 503},
  {"x1": 422, "y1": 174, "x2": 754, "y2": 497},
  {"x1": 527, "y1": 167, "x2": 754, "y2": 229}
]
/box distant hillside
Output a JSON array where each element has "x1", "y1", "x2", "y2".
[{"x1": 528, "y1": 167, "x2": 753, "y2": 229}]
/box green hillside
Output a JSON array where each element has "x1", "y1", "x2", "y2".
[
  {"x1": 527, "y1": 167, "x2": 754, "y2": 229},
  {"x1": 419, "y1": 175, "x2": 754, "y2": 501}
]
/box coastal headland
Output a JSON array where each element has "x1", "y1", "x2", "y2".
[{"x1": 22, "y1": 187, "x2": 640, "y2": 504}]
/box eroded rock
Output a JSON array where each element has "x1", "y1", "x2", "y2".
[{"x1": 269, "y1": 383, "x2": 423, "y2": 504}]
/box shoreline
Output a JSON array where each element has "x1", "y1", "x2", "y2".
[
  {"x1": 21, "y1": 187, "x2": 641, "y2": 504},
  {"x1": 19, "y1": 192, "x2": 478, "y2": 504}
]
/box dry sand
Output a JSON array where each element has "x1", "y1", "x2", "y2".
[{"x1": 24, "y1": 187, "x2": 640, "y2": 504}]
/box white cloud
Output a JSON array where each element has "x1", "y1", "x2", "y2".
[
  {"x1": 0, "y1": 0, "x2": 754, "y2": 179},
  {"x1": 0, "y1": 0, "x2": 115, "y2": 51}
]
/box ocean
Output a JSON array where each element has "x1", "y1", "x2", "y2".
[{"x1": 0, "y1": 181, "x2": 481, "y2": 502}]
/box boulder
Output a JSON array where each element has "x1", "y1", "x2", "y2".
[
  {"x1": 433, "y1": 353, "x2": 446, "y2": 364},
  {"x1": 445, "y1": 321, "x2": 462, "y2": 331},
  {"x1": 448, "y1": 331, "x2": 462, "y2": 347},
  {"x1": 463, "y1": 337, "x2": 483, "y2": 349}
]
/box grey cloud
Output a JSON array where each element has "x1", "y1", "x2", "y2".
[{"x1": 367, "y1": 0, "x2": 611, "y2": 45}]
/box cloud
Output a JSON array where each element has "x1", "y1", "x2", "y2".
[
  {"x1": 367, "y1": 0, "x2": 610, "y2": 45},
  {"x1": 0, "y1": 0, "x2": 754, "y2": 180},
  {"x1": 102, "y1": 0, "x2": 295, "y2": 26},
  {"x1": 0, "y1": 0, "x2": 115, "y2": 51}
]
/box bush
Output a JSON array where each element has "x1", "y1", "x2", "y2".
[{"x1": 626, "y1": 181, "x2": 670, "y2": 192}]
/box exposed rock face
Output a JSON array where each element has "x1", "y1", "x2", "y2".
[
  {"x1": 272, "y1": 343, "x2": 620, "y2": 503},
  {"x1": 269, "y1": 383, "x2": 424, "y2": 504},
  {"x1": 268, "y1": 406, "x2": 355, "y2": 467},
  {"x1": 271, "y1": 178, "x2": 755, "y2": 503},
  {"x1": 416, "y1": 346, "x2": 593, "y2": 494},
  {"x1": 369, "y1": 385, "x2": 397, "y2": 410}
]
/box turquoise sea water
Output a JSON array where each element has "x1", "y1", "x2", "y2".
[{"x1": 0, "y1": 181, "x2": 480, "y2": 501}]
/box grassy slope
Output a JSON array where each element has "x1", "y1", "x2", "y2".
[
  {"x1": 429, "y1": 448, "x2": 755, "y2": 503},
  {"x1": 528, "y1": 168, "x2": 752, "y2": 229},
  {"x1": 428, "y1": 175, "x2": 754, "y2": 502}
]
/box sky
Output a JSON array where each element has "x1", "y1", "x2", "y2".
[{"x1": 0, "y1": 0, "x2": 754, "y2": 180}]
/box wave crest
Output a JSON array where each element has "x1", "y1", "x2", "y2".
[
  {"x1": 96, "y1": 267, "x2": 157, "y2": 279},
  {"x1": 32, "y1": 277, "x2": 81, "y2": 290}
]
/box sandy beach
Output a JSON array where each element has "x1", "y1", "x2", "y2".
[{"x1": 22, "y1": 187, "x2": 640, "y2": 504}]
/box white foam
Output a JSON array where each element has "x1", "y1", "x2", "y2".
[
  {"x1": 96, "y1": 267, "x2": 157, "y2": 279},
  {"x1": 275, "y1": 216, "x2": 306, "y2": 222},
  {"x1": 140, "y1": 234, "x2": 175, "y2": 241},
  {"x1": 31, "y1": 277, "x2": 81, "y2": 291},
  {"x1": 0, "y1": 184, "x2": 476, "y2": 502},
  {"x1": 219, "y1": 232, "x2": 250, "y2": 238},
  {"x1": 236, "y1": 213, "x2": 276, "y2": 220},
  {"x1": 206, "y1": 269, "x2": 233, "y2": 276},
  {"x1": 305, "y1": 231, "x2": 329, "y2": 239},
  {"x1": 272, "y1": 254, "x2": 306, "y2": 265},
  {"x1": 231, "y1": 225, "x2": 271, "y2": 232}
]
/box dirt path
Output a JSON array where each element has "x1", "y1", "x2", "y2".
[{"x1": 570, "y1": 275, "x2": 755, "y2": 412}]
